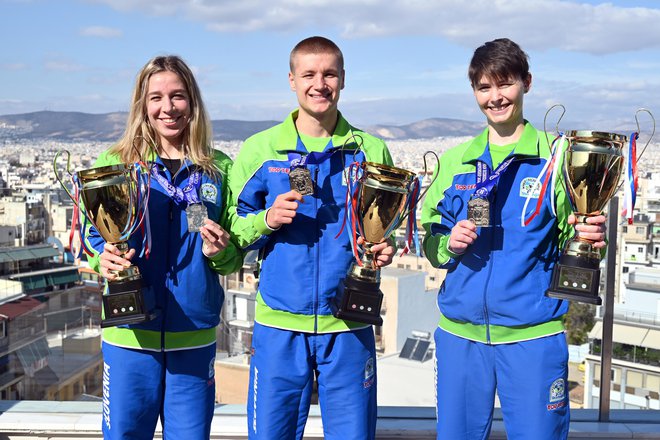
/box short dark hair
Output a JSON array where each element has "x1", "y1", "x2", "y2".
[
  {"x1": 468, "y1": 38, "x2": 529, "y2": 88},
  {"x1": 289, "y1": 36, "x2": 344, "y2": 72}
]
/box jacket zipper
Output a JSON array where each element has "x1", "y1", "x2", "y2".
[{"x1": 313, "y1": 166, "x2": 320, "y2": 333}]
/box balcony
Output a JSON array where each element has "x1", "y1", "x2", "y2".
[{"x1": 0, "y1": 402, "x2": 658, "y2": 439}]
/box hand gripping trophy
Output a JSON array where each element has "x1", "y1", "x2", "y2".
[
  {"x1": 525, "y1": 106, "x2": 655, "y2": 305},
  {"x1": 334, "y1": 137, "x2": 438, "y2": 325},
  {"x1": 54, "y1": 148, "x2": 153, "y2": 327}
]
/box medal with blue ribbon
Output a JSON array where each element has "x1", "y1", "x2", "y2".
[
  {"x1": 467, "y1": 148, "x2": 515, "y2": 227},
  {"x1": 151, "y1": 166, "x2": 207, "y2": 232},
  {"x1": 288, "y1": 137, "x2": 338, "y2": 196}
]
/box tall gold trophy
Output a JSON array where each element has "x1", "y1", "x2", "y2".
[
  {"x1": 545, "y1": 131, "x2": 626, "y2": 305},
  {"x1": 546, "y1": 109, "x2": 655, "y2": 304},
  {"x1": 334, "y1": 151, "x2": 437, "y2": 325},
  {"x1": 334, "y1": 162, "x2": 416, "y2": 325},
  {"x1": 55, "y1": 151, "x2": 152, "y2": 327}
]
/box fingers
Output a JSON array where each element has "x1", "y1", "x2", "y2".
[
  {"x1": 573, "y1": 214, "x2": 607, "y2": 245},
  {"x1": 266, "y1": 190, "x2": 304, "y2": 229},
  {"x1": 99, "y1": 243, "x2": 133, "y2": 280},
  {"x1": 372, "y1": 241, "x2": 395, "y2": 267},
  {"x1": 200, "y1": 219, "x2": 231, "y2": 257},
  {"x1": 448, "y1": 220, "x2": 478, "y2": 255}
]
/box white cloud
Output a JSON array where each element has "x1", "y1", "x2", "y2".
[
  {"x1": 44, "y1": 59, "x2": 84, "y2": 72},
  {"x1": 87, "y1": 0, "x2": 660, "y2": 54},
  {"x1": 0, "y1": 63, "x2": 28, "y2": 71},
  {"x1": 80, "y1": 26, "x2": 123, "y2": 38}
]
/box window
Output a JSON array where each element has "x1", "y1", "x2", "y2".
[
  {"x1": 636, "y1": 227, "x2": 645, "y2": 234},
  {"x1": 627, "y1": 370, "x2": 644, "y2": 388},
  {"x1": 623, "y1": 226, "x2": 628, "y2": 233},
  {"x1": 638, "y1": 247, "x2": 644, "y2": 253}
]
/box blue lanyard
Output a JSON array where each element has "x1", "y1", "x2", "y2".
[
  {"x1": 288, "y1": 137, "x2": 338, "y2": 169},
  {"x1": 474, "y1": 143, "x2": 515, "y2": 199},
  {"x1": 150, "y1": 166, "x2": 201, "y2": 205}
]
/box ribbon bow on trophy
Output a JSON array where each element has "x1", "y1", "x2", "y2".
[
  {"x1": 334, "y1": 135, "x2": 438, "y2": 325},
  {"x1": 54, "y1": 146, "x2": 154, "y2": 327},
  {"x1": 521, "y1": 104, "x2": 656, "y2": 305}
]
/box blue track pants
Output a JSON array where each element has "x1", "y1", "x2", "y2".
[
  {"x1": 247, "y1": 323, "x2": 377, "y2": 440},
  {"x1": 435, "y1": 327, "x2": 570, "y2": 440},
  {"x1": 101, "y1": 341, "x2": 216, "y2": 440}
]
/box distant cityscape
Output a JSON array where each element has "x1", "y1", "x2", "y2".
[{"x1": 0, "y1": 115, "x2": 659, "y2": 411}]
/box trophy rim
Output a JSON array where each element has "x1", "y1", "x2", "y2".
[
  {"x1": 564, "y1": 130, "x2": 629, "y2": 142},
  {"x1": 364, "y1": 161, "x2": 416, "y2": 180},
  {"x1": 78, "y1": 163, "x2": 132, "y2": 180}
]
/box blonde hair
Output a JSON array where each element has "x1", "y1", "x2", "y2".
[{"x1": 111, "y1": 55, "x2": 218, "y2": 177}]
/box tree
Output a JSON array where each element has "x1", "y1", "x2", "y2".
[{"x1": 564, "y1": 302, "x2": 596, "y2": 345}]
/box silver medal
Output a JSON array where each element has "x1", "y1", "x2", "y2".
[
  {"x1": 289, "y1": 167, "x2": 314, "y2": 196},
  {"x1": 186, "y1": 203, "x2": 208, "y2": 232}
]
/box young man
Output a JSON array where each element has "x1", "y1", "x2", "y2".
[
  {"x1": 421, "y1": 38, "x2": 607, "y2": 440},
  {"x1": 228, "y1": 36, "x2": 395, "y2": 440}
]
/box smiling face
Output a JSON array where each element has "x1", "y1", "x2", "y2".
[
  {"x1": 146, "y1": 70, "x2": 191, "y2": 150},
  {"x1": 289, "y1": 51, "x2": 345, "y2": 122},
  {"x1": 473, "y1": 73, "x2": 531, "y2": 134}
]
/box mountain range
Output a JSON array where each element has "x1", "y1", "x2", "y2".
[{"x1": 0, "y1": 111, "x2": 483, "y2": 142}]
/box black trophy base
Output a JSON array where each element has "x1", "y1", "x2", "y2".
[
  {"x1": 101, "y1": 278, "x2": 151, "y2": 328},
  {"x1": 334, "y1": 276, "x2": 383, "y2": 326},
  {"x1": 546, "y1": 254, "x2": 602, "y2": 305}
]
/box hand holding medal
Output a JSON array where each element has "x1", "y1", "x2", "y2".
[{"x1": 200, "y1": 219, "x2": 230, "y2": 257}]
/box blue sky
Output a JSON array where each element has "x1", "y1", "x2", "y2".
[{"x1": 2, "y1": 0, "x2": 660, "y2": 132}]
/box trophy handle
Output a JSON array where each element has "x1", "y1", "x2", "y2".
[
  {"x1": 397, "y1": 150, "x2": 440, "y2": 225},
  {"x1": 53, "y1": 149, "x2": 78, "y2": 205},
  {"x1": 634, "y1": 108, "x2": 656, "y2": 162},
  {"x1": 543, "y1": 103, "x2": 566, "y2": 149}
]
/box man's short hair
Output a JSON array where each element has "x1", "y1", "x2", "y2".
[
  {"x1": 289, "y1": 36, "x2": 344, "y2": 72},
  {"x1": 468, "y1": 38, "x2": 529, "y2": 87}
]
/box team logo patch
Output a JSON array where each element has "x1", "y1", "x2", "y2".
[
  {"x1": 549, "y1": 378, "x2": 565, "y2": 403},
  {"x1": 520, "y1": 177, "x2": 541, "y2": 198},
  {"x1": 363, "y1": 357, "x2": 375, "y2": 388},
  {"x1": 201, "y1": 183, "x2": 218, "y2": 203}
]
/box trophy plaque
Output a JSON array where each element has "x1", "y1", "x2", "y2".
[{"x1": 55, "y1": 152, "x2": 152, "y2": 327}]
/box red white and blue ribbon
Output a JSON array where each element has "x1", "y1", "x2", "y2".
[
  {"x1": 621, "y1": 132, "x2": 639, "y2": 224},
  {"x1": 401, "y1": 176, "x2": 423, "y2": 256},
  {"x1": 336, "y1": 162, "x2": 365, "y2": 265},
  {"x1": 522, "y1": 134, "x2": 566, "y2": 227}
]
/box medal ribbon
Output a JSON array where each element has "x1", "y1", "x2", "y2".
[
  {"x1": 288, "y1": 137, "x2": 337, "y2": 170},
  {"x1": 622, "y1": 132, "x2": 639, "y2": 224},
  {"x1": 150, "y1": 166, "x2": 201, "y2": 205},
  {"x1": 474, "y1": 150, "x2": 515, "y2": 200}
]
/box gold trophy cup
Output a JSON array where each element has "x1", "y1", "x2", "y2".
[
  {"x1": 55, "y1": 152, "x2": 152, "y2": 327},
  {"x1": 546, "y1": 131, "x2": 626, "y2": 305},
  {"x1": 334, "y1": 162, "x2": 419, "y2": 325}
]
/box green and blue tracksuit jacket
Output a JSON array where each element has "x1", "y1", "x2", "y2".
[
  {"x1": 421, "y1": 122, "x2": 574, "y2": 344},
  {"x1": 86, "y1": 149, "x2": 243, "y2": 351},
  {"x1": 228, "y1": 110, "x2": 393, "y2": 333}
]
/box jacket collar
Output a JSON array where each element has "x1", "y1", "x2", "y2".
[
  {"x1": 461, "y1": 121, "x2": 540, "y2": 166},
  {"x1": 275, "y1": 109, "x2": 357, "y2": 153}
]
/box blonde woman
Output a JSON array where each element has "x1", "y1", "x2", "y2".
[{"x1": 86, "y1": 55, "x2": 242, "y2": 440}]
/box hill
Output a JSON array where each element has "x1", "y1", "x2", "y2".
[{"x1": 0, "y1": 111, "x2": 482, "y2": 142}]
